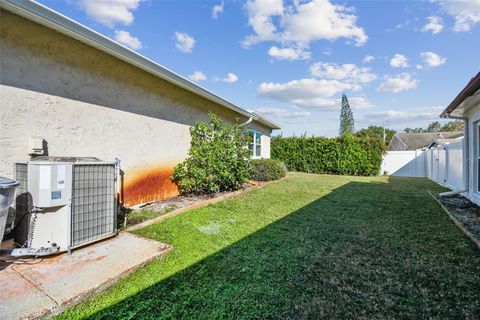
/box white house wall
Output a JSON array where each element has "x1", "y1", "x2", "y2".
[
  {"x1": 0, "y1": 10, "x2": 272, "y2": 206},
  {"x1": 465, "y1": 101, "x2": 480, "y2": 205}
]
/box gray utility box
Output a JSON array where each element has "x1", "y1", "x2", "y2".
[{"x1": 15, "y1": 157, "x2": 118, "y2": 253}]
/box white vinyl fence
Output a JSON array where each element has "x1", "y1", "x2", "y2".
[
  {"x1": 381, "y1": 140, "x2": 464, "y2": 191},
  {"x1": 381, "y1": 150, "x2": 427, "y2": 177}
]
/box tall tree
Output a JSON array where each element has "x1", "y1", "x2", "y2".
[{"x1": 339, "y1": 93, "x2": 354, "y2": 136}]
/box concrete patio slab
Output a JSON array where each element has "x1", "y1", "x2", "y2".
[
  {"x1": 0, "y1": 266, "x2": 57, "y2": 320},
  {"x1": 0, "y1": 232, "x2": 171, "y2": 320}
]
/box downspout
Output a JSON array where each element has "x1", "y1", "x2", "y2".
[
  {"x1": 439, "y1": 113, "x2": 468, "y2": 197},
  {"x1": 239, "y1": 117, "x2": 253, "y2": 127},
  {"x1": 439, "y1": 189, "x2": 468, "y2": 197}
]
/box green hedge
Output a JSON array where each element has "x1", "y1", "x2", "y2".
[
  {"x1": 249, "y1": 159, "x2": 287, "y2": 182},
  {"x1": 271, "y1": 135, "x2": 385, "y2": 176}
]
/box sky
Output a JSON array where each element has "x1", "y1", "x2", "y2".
[{"x1": 37, "y1": 0, "x2": 480, "y2": 137}]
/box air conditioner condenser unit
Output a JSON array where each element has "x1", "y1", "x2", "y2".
[{"x1": 14, "y1": 157, "x2": 119, "y2": 255}]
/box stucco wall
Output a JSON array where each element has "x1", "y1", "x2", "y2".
[{"x1": 0, "y1": 10, "x2": 272, "y2": 206}]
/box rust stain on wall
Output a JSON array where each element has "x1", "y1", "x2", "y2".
[{"x1": 124, "y1": 166, "x2": 179, "y2": 207}]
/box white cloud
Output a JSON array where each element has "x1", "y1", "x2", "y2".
[
  {"x1": 392, "y1": 19, "x2": 412, "y2": 31},
  {"x1": 281, "y1": 0, "x2": 368, "y2": 46},
  {"x1": 243, "y1": 0, "x2": 367, "y2": 49},
  {"x1": 212, "y1": 1, "x2": 224, "y2": 19},
  {"x1": 420, "y1": 51, "x2": 447, "y2": 67},
  {"x1": 363, "y1": 55, "x2": 375, "y2": 64},
  {"x1": 421, "y1": 16, "x2": 444, "y2": 34},
  {"x1": 259, "y1": 78, "x2": 356, "y2": 99},
  {"x1": 79, "y1": 0, "x2": 142, "y2": 28},
  {"x1": 377, "y1": 73, "x2": 418, "y2": 93},
  {"x1": 390, "y1": 54, "x2": 409, "y2": 68},
  {"x1": 436, "y1": 0, "x2": 480, "y2": 32},
  {"x1": 348, "y1": 97, "x2": 375, "y2": 109},
  {"x1": 221, "y1": 72, "x2": 238, "y2": 83},
  {"x1": 254, "y1": 107, "x2": 311, "y2": 119},
  {"x1": 268, "y1": 46, "x2": 311, "y2": 60},
  {"x1": 363, "y1": 106, "x2": 443, "y2": 123},
  {"x1": 309, "y1": 62, "x2": 377, "y2": 84},
  {"x1": 243, "y1": 0, "x2": 284, "y2": 46},
  {"x1": 323, "y1": 47, "x2": 332, "y2": 56},
  {"x1": 114, "y1": 30, "x2": 142, "y2": 50},
  {"x1": 258, "y1": 78, "x2": 361, "y2": 110},
  {"x1": 175, "y1": 32, "x2": 196, "y2": 53},
  {"x1": 188, "y1": 71, "x2": 207, "y2": 82}
]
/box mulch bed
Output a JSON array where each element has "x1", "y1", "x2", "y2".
[{"x1": 433, "y1": 193, "x2": 480, "y2": 248}]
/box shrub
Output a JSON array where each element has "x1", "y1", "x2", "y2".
[
  {"x1": 271, "y1": 135, "x2": 385, "y2": 176},
  {"x1": 172, "y1": 113, "x2": 251, "y2": 195},
  {"x1": 249, "y1": 159, "x2": 287, "y2": 181}
]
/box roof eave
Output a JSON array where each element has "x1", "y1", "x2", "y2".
[
  {"x1": 442, "y1": 90, "x2": 480, "y2": 119},
  {"x1": 249, "y1": 111, "x2": 281, "y2": 130},
  {"x1": 441, "y1": 72, "x2": 480, "y2": 119}
]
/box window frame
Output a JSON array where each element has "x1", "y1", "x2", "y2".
[
  {"x1": 248, "y1": 129, "x2": 262, "y2": 159},
  {"x1": 477, "y1": 123, "x2": 480, "y2": 192}
]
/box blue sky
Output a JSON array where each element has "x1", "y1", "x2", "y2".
[{"x1": 38, "y1": 0, "x2": 480, "y2": 136}]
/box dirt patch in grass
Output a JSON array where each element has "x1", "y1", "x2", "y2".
[
  {"x1": 436, "y1": 194, "x2": 480, "y2": 245},
  {"x1": 123, "y1": 181, "x2": 262, "y2": 228}
]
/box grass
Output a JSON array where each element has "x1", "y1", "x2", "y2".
[
  {"x1": 123, "y1": 206, "x2": 177, "y2": 227},
  {"x1": 57, "y1": 173, "x2": 480, "y2": 319}
]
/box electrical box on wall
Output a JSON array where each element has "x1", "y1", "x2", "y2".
[{"x1": 29, "y1": 137, "x2": 44, "y2": 155}]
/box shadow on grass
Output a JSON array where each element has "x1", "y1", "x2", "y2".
[{"x1": 86, "y1": 177, "x2": 479, "y2": 319}]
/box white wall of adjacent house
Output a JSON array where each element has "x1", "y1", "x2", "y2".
[{"x1": 0, "y1": 10, "x2": 272, "y2": 206}]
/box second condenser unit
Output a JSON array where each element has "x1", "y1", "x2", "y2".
[{"x1": 15, "y1": 157, "x2": 118, "y2": 254}]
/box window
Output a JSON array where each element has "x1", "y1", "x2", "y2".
[{"x1": 248, "y1": 129, "x2": 262, "y2": 158}]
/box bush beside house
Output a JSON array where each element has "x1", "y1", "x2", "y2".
[
  {"x1": 249, "y1": 159, "x2": 287, "y2": 181},
  {"x1": 271, "y1": 135, "x2": 385, "y2": 176},
  {"x1": 172, "y1": 114, "x2": 250, "y2": 194}
]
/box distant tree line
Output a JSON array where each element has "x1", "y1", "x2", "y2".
[
  {"x1": 338, "y1": 94, "x2": 464, "y2": 146},
  {"x1": 403, "y1": 120, "x2": 464, "y2": 133}
]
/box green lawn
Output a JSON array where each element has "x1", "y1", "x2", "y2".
[{"x1": 57, "y1": 173, "x2": 480, "y2": 319}]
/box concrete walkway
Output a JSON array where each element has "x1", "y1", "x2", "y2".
[{"x1": 0, "y1": 232, "x2": 171, "y2": 319}]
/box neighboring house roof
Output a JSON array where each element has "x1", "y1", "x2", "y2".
[
  {"x1": 0, "y1": 0, "x2": 280, "y2": 130},
  {"x1": 387, "y1": 132, "x2": 464, "y2": 151},
  {"x1": 427, "y1": 137, "x2": 463, "y2": 149},
  {"x1": 441, "y1": 72, "x2": 480, "y2": 118}
]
